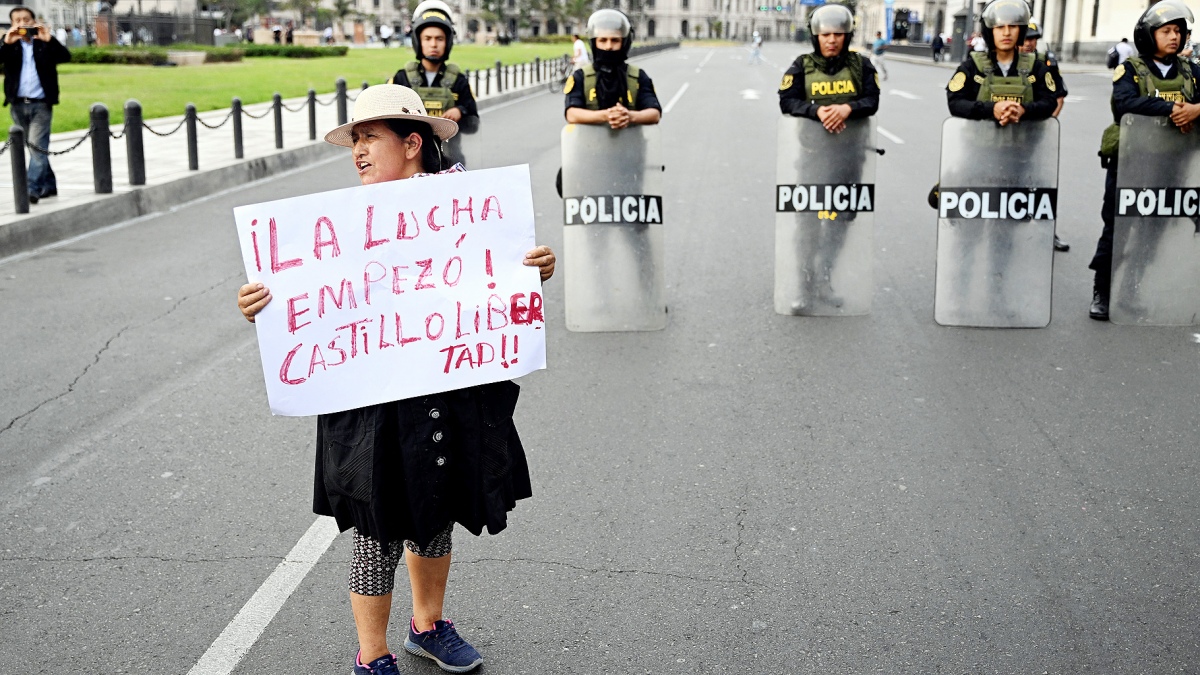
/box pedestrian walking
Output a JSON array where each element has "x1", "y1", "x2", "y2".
[
  {"x1": 971, "y1": 31, "x2": 987, "y2": 51},
  {"x1": 571, "y1": 32, "x2": 590, "y2": 69},
  {"x1": 236, "y1": 84, "x2": 556, "y2": 675},
  {"x1": 1088, "y1": 0, "x2": 1200, "y2": 320},
  {"x1": 749, "y1": 30, "x2": 763, "y2": 64},
  {"x1": 1, "y1": 6, "x2": 70, "y2": 204},
  {"x1": 379, "y1": 22, "x2": 393, "y2": 47},
  {"x1": 871, "y1": 30, "x2": 888, "y2": 79},
  {"x1": 777, "y1": 2, "x2": 881, "y2": 313},
  {"x1": 564, "y1": 9, "x2": 662, "y2": 128},
  {"x1": 932, "y1": 32, "x2": 945, "y2": 61},
  {"x1": 387, "y1": 0, "x2": 479, "y2": 164}
]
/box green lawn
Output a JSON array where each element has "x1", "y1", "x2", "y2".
[{"x1": 2, "y1": 44, "x2": 572, "y2": 139}]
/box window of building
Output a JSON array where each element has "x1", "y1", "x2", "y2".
[{"x1": 648, "y1": 18, "x2": 656, "y2": 36}]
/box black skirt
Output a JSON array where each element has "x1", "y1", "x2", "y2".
[{"x1": 312, "y1": 380, "x2": 532, "y2": 550}]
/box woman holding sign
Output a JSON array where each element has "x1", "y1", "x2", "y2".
[{"x1": 237, "y1": 85, "x2": 555, "y2": 675}]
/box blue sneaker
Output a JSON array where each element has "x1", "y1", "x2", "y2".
[
  {"x1": 404, "y1": 618, "x2": 483, "y2": 673},
  {"x1": 353, "y1": 650, "x2": 401, "y2": 675}
]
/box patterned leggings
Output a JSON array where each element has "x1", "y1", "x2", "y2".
[{"x1": 348, "y1": 524, "x2": 454, "y2": 596}]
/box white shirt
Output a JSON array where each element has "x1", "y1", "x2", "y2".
[
  {"x1": 996, "y1": 59, "x2": 1012, "y2": 76},
  {"x1": 424, "y1": 70, "x2": 438, "y2": 86},
  {"x1": 1115, "y1": 41, "x2": 1136, "y2": 63},
  {"x1": 572, "y1": 38, "x2": 590, "y2": 67},
  {"x1": 971, "y1": 35, "x2": 986, "y2": 52},
  {"x1": 1153, "y1": 59, "x2": 1173, "y2": 76},
  {"x1": 379, "y1": 24, "x2": 393, "y2": 39},
  {"x1": 17, "y1": 40, "x2": 45, "y2": 99}
]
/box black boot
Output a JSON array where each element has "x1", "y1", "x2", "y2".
[
  {"x1": 1053, "y1": 234, "x2": 1069, "y2": 252},
  {"x1": 1089, "y1": 284, "x2": 1109, "y2": 321}
]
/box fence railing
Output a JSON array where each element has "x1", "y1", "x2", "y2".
[{"x1": 4, "y1": 46, "x2": 679, "y2": 215}]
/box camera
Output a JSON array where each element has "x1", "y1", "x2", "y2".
[{"x1": 14, "y1": 27, "x2": 28, "y2": 36}]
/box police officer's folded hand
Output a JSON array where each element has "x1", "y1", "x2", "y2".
[
  {"x1": 816, "y1": 104, "x2": 852, "y2": 133},
  {"x1": 993, "y1": 100, "x2": 1024, "y2": 126},
  {"x1": 523, "y1": 245, "x2": 556, "y2": 282},
  {"x1": 1169, "y1": 101, "x2": 1200, "y2": 130},
  {"x1": 606, "y1": 102, "x2": 632, "y2": 130}
]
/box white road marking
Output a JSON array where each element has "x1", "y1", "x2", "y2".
[
  {"x1": 740, "y1": 89, "x2": 761, "y2": 100},
  {"x1": 187, "y1": 517, "x2": 341, "y2": 675},
  {"x1": 1065, "y1": 95, "x2": 1088, "y2": 102},
  {"x1": 878, "y1": 127, "x2": 906, "y2": 144},
  {"x1": 663, "y1": 82, "x2": 690, "y2": 114},
  {"x1": 889, "y1": 89, "x2": 922, "y2": 100},
  {"x1": 695, "y1": 49, "x2": 715, "y2": 73}
]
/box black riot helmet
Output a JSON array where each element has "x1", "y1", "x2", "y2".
[
  {"x1": 1025, "y1": 20, "x2": 1042, "y2": 40},
  {"x1": 1133, "y1": 0, "x2": 1193, "y2": 56},
  {"x1": 807, "y1": 3, "x2": 855, "y2": 54},
  {"x1": 412, "y1": 0, "x2": 455, "y2": 63},
  {"x1": 979, "y1": 0, "x2": 1031, "y2": 50},
  {"x1": 587, "y1": 9, "x2": 634, "y2": 62}
]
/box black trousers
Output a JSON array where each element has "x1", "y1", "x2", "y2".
[{"x1": 1088, "y1": 163, "x2": 1119, "y2": 292}]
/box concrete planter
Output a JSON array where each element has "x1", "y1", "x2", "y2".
[{"x1": 167, "y1": 50, "x2": 206, "y2": 66}]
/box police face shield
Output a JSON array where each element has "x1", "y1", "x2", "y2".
[
  {"x1": 808, "y1": 5, "x2": 854, "y2": 35},
  {"x1": 1110, "y1": 114, "x2": 1200, "y2": 326},
  {"x1": 934, "y1": 118, "x2": 1060, "y2": 328},
  {"x1": 981, "y1": 0, "x2": 1030, "y2": 28},
  {"x1": 1142, "y1": 0, "x2": 1195, "y2": 31},
  {"x1": 587, "y1": 10, "x2": 633, "y2": 62}
]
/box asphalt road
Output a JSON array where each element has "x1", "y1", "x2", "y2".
[{"x1": 2, "y1": 43, "x2": 1198, "y2": 674}]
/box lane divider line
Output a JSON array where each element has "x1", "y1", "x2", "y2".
[
  {"x1": 888, "y1": 89, "x2": 922, "y2": 100},
  {"x1": 663, "y1": 82, "x2": 691, "y2": 115},
  {"x1": 187, "y1": 516, "x2": 341, "y2": 675},
  {"x1": 695, "y1": 49, "x2": 715, "y2": 73},
  {"x1": 878, "y1": 127, "x2": 906, "y2": 144}
]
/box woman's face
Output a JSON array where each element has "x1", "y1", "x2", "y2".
[
  {"x1": 1155, "y1": 23, "x2": 1182, "y2": 57},
  {"x1": 350, "y1": 120, "x2": 416, "y2": 185}
]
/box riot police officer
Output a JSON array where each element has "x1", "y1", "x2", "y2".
[
  {"x1": 1021, "y1": 20, "x2": 1070, "y2": 251},
  {"x1": 946, "y1": 0, "x2": 1057, "y2": 125},
  {"x1": 564, "y1": 9, "x2": 661, "y2": 128},
  {"x1": 1089, "y1": 0, "x2": 1200, "y2": 320},
  {"x1": 776, "y1": 3, "x2": 880, "y2": 313},
  {"x1": 779, "y1": 4, "x2": 880, "y2": 132},
  {"x1": 388, "y1": 1, "x2": 478, "y2": 134}
]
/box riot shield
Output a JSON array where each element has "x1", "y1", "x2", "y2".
[
  {"x1": 1110, "y1": 114, "x2": 1200, "y2": 326},
  {"x1": 561, "y1": 124, "x2": 666, "y2": 332},
  {"x1": 443, "y1": 115, "x2": 485, "y2": 169},
  {"x1": 774, "y1": 116, "x2": 877, "y2": 316},
  {"x1": 934, "y1": 118, "x2": 1059, "y2": 328}
]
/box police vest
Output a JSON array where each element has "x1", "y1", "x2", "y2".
[
  {"x1": 581, "y1": 64, "x2": 642, "y2": 109},
  {"x1": 1099, "y1": 56, "x2": 1196, "y2": 160},
  {"x1": 971, "y1": 51, "x2": 1035, "y2": 104},
  {"x1": 802, "y1": 52, "x2": 864, "y2": 105},
  {"x1": 395, "y1": 61, "x2": 462, "y2": 117}
]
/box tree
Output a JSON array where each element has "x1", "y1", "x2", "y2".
[
  {"x1": 284, "y1": 0, "x2": 320, "y2": 23},
  {"x1": 561, "y1": 0, "x2": 592, "y2": 30}
]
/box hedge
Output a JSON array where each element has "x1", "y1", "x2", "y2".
[
  {"x1": 239, "y1": 44, "x2": 349, "y2": 58},
  {"x1": 67, "y1": 46, "x2": 169, "y2": 65}
]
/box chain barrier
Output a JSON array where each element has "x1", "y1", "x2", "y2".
[
  {"x1": 26, "y1": 128, "x2": 93, "y2": 156},
  {"x1": 315, "y1": 94, "x2": 337, "y2": 106},
  {"x1": 346, "y1": 89, "x2": 362, "y2": 102},
  {"x1": 109, "y1": 122, "x2": 128, "y2": 140},
  {"x1": 197, "y1": 110, "x2": 234, "y2": 130},
  {"x1": 0, "y1": 138, "x2": 9, "y2": 156},
  {"x1": 280, "y1": 100, "x2": 307, "y2": 114},
  {"x1": 242, "y1": 105, "x2": 273, "y2": 120},
  {"x1": 142, "y1": 117, "x2": 188, "y2": 137}
]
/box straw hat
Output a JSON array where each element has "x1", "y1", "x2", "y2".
[{"x1": 324, "y1": 84, "x2": 458, "y2": 147}]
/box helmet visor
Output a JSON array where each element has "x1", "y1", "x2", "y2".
[
  {"x1": 1143, "y1": 0, "x2": 1195, "y2": 29},
  {"x1": 587, "y1": 9, "x2": 631, "y2": 39},
  {"x1": 809, "y1": 5, "x2": 854, "y2": 34},
  {"x1": 982, "y1": 0, "x2": 1031, "y2": 28}
]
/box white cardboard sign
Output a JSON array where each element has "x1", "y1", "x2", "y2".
[{"x1": 233, "y1": 165, "x2": 546, "y2": 416}]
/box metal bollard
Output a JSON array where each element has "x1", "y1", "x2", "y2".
[
  {"x1": 362, "y1": 80, "x2": 369, "y2": 91},
  {"x1": 495, "y1": 60, "x2": 503, "y2": 93},
  {"x1": 9, "y1": 125, "x2": 28, "y2": 214},
  {"x1": 336, "y1": 78, "x2": 348, "y2": 125},
  {"x1": 521, "y1": 62, "x2": 525, "y2": 87},
  {"x1": 124, "y1": 100, "x2": 145, "y2": 186},
  {"x1": 90, "y1": 103, "x2": 112, "y2": 193},
  {"x1": 185, "y1": 104, "x2": 198, "y2": 171},
  {"x1": 485, "y1": 69, "x2": 490, "y2": 95},
  {"x1": 535, "y1": 57, "x2": 540, "y2": 82},
  {"x1": 232, "y1": 97, "x2": 244, "y2": 159},
  {"x1": 307, "y1": 89, "x2": 317, "y2": 141},
  {"x1": 273, "y1": 93, "x2": 283, "y2": 150}
]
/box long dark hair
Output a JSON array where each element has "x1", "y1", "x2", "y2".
[{"x1": 384, "y1": 118, "x2": 449, "y2": 173}]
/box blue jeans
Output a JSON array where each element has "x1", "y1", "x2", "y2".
[{"x1": 10, "y1": 100, "x2": 56, "y2": 197}]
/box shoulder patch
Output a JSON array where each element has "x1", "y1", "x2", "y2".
[
  {"x1": 875, "y1": 72, "x2": 880, "y2": 87},
  {"x1": 973, "y1": 74, "x2": 986, "y2": 84},
  {"x1": 1113, "y1": 64, "x2": 1125, "y2": 82},
  {"x1": 1027, "y1": 74, "x2": 1036, "y2": 83},
  {"x1": 1045, "y1": 72, "x2": 1056, "y2": 91},
  {"x1": 948, "y1": 71, "x2": 967, "y2": 92},
  {"x1": 780, "y1": 73, "x2": 794, "y2": 90},
  {"x1": 563, "y1": 74, "x2": 575, "y2": 94}
]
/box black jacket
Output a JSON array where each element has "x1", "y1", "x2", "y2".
[
  {"x1": 945, "y1": 51, "x2": 1057, "y2": 121},
  {"x1": 1, "y1": 36, "x2": 71, "y2": 106}
]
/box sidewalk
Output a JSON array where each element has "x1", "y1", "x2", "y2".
[{"x1": 0, "y1": 73, "x2": 557, "y2": 258}]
